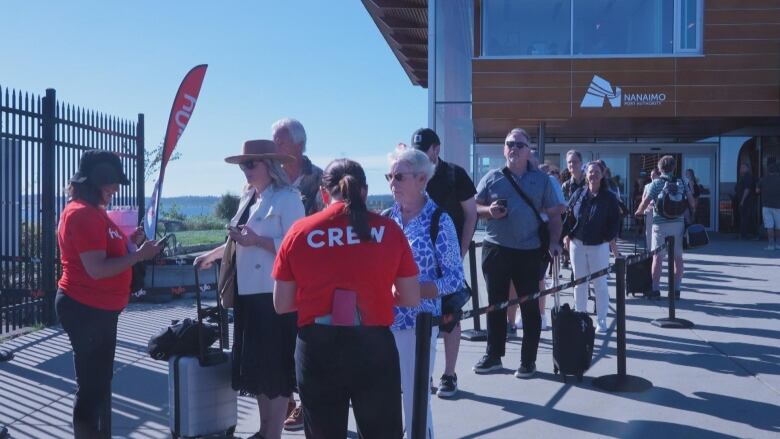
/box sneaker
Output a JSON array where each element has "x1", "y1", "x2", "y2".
[
  {"x1": 514, "y1": 363, "x2": 536, "y2": 379},
  {"x1": 596, "y1": 320, "x2": 608, "y2": 333},
  {"x1": 437, "y1": 374, "x2": 458, "y2": 398},
  {"x1": 286, "y1": 400, "x2": 296, "y2": 419},
  {"x1": 283, "y1": 405, "x2": 304, "y2": 431},
  {"x1": 473, "y1": 355, "x2": 503, "y2": 374}
]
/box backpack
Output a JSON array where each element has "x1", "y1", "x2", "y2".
[{"x1": 655, "y1": 177, "x2": 688, "y2": 219}]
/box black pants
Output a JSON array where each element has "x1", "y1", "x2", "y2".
[
  {"x1": 56, "y1": 291, "x2": 120, "y2": 439},
  {"x1": 295, "y1": 324, "x2": 402, "y2": 439},
  {"x1": 482, "y1": 242, "x2": 542, "y2": 366},
  {"x1": 739, "y1": 200, "x2": 757, "y2": 239}
]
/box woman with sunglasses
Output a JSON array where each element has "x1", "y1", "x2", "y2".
[
  {"x1": 385, "y1": 146, "x2": 465, "y2": 438},
  {"x1": 194, "y1": 140, "x2": 304, "y2": 439}
]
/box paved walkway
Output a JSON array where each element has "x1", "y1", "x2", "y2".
[{"x1": 0, "y1": 234, "x2": 778, "y2": 438}]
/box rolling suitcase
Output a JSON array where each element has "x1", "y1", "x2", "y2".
[
  {"x1": 685, "y1": 223, "x2": 709, "y2": 248},
  {"x1": 169, "y1": 266, "x2": 237, "y2": 439},
  {"x1": 551, "y1": 257, "x2": 595, "y2": 383}
]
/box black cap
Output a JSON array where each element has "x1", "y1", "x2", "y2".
[
  {"x1": 411, "y1": 128, "x2": 440, "y2": 152},
  {"x1": 70, "y1": 150, "x2": 130, "y2": 186}
]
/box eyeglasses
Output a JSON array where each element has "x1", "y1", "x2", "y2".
[
  {"x1": 239, "y1": 160, "x2": 259, "y2": 170},
  {"x1": 505, "y1": 141, "x2": 528, "y2": 149},
  {"x1": 385, "y1": 172, "x2": 417, "y2": 182}
]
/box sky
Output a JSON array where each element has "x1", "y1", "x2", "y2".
[{"x1": 0, "y1": 1, "x2": 427, "y2": 196}]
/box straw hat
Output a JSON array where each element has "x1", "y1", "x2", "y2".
[{"x1": 224, "y1": 139, "x2": 294, "y2": 164}]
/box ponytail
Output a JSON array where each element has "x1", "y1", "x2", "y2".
[
  {"x1": 323, "y1": 159, "x2": 371, "y2": 241},
  {"x1": 339, "y1": 175, "x2": 371, "y2": 241}
]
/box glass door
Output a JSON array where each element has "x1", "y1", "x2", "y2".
[{"x1": 682, "y1": 155, "x2": 714, "y2": 228}]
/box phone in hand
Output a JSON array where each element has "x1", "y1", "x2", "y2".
[
  {"x1": 226, "y1": 225, "x2": 240, "y2": 234},
  {"x1": 495, "y1": 198, "x2": 508, "y2": 210}
]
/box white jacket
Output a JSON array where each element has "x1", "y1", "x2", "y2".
[{"x1": 230, "y1": 185, "x2": 304, "y2": 295}]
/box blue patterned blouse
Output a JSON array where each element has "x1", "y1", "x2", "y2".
[{"x1": 388, "y1": 196, "x2": 466, "y2": 331}]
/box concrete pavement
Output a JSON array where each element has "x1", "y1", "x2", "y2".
[{"x1": 0, "y1": 234, "x2": 778, "y2": 438}]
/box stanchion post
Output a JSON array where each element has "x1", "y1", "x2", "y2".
[
  {"x1": 462, "y1": 241, "x2": 487, "y2": 341},
  {"x1": 412, "y1": 312, "x2": 432, "y2": 439},
  {"x1": 651, "y1": 236, "x2": 694, "y2": 328},
  {"x1": 593, "y1": 256, "x2": 653, "y2": 393},
  {"x1": 615, "y1": 257, "x2": 627, "y2": 378}
]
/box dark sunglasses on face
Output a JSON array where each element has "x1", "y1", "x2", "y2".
[
  {"x1": 385, "y1": 172, "x2": 417, "y2": 182},
  {"x1": 239, "y1": 160, "x2": 259, "y2": 170},
  {"x1": 505, "y1": 141, "x2": 528, "y2": 149}
]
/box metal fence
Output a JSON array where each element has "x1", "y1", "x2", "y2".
[{"x1": 0, "y1": 86, "x2": 144, "y2": 335}]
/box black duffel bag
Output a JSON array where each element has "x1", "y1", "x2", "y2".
[{"x1": 147, "y1": 318, "x2": 219, "y2": 361}]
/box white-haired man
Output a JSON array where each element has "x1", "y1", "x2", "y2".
[
  {"x1": 271, "y1": 118, "x2": 324, "y2": 431},
  {"x1": 272, "y1": 118, "x2": 324, "y2": 216}
]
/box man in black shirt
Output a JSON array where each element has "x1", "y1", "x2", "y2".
[
  {"x1": 735, "y1": 163, "x2": 758, "y2": 240},
  {"x1": 412, "y1": 128, "x2": 477, "y2": 398}
]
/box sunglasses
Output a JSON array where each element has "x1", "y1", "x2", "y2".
[
  {"x1": 505, "y1": 141, "x2": 528, "y2": 149},
  {"x1": 239, "y1": 160, "x2": 260, "y2": 170},
  {"x1": 385, "y1": 172, "x2": 417, "y2": 182}
]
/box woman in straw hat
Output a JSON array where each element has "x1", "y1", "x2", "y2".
[{"x1": 195, "y1": 140, "x2": 305, "y2": 439}]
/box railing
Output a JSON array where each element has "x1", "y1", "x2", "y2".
[{"x1": 0, "y1": 85, "x2": 144, "y2": 335}]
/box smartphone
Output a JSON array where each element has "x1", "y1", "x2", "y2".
[
  {"x1": 157, "y1": 233, "x2": 174, "y2": 247},
  {"x1": 495, "y1": 198, "x2": 508, "y2": 209}
]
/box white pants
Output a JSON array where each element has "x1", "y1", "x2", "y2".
[
  {"x1": 569, "y1": 239, "x2": 610, "y2": 324},
  {"x1": 393, "y1": 326, "x2": 439, "y2": 439}
]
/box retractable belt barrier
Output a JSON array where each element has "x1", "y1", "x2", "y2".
[{"x1": 430, "y1": 240, "x2": 667, "y2": 328}]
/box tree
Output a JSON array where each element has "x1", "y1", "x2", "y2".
[
  {"x1": 214, "y1": 193, "x2": 240, "y2": 220},
  {"x1": 144, "y1": 140, "x2": 182, "y2": 181}
]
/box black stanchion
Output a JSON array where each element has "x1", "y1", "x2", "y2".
[
  {"x1": 651, "y1": 236, "x2": 694, "y2": 328},
  {"x1": 412, "y1": 312, "x2": 432, "y2": 439},
  {"x1": 461, "y1": 241, "x2": 487, "y2": 341},
  {"x1": 593, "y1": 256, "x2": 653, "y2": 392}
]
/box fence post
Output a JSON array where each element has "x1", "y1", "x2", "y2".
[
  {"x1": 651, "y1": 236, "x2": 694, "y2": 328},
  {"x1": 41, "y1": 88, "x2": 57, "y2": 325},
  {"x1": 136, "y1": 113, "x2": 145, "y2": 225},
  {"x1": 593, "y1": 256, "x2": 652, "y2": 392},
  {"x1": 461, "y1": 241, "x2": 487, "y2": 341},
  {"x1": 412, "y1": 312, "x2": 432, "y2": 439}
]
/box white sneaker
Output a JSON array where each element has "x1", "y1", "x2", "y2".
[{"x1": 596, "y1": 320, "x2": 608, "y2": 333}]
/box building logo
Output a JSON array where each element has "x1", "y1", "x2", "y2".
[
  {"x1": 580, "y1": 75, "x2": 667, "y2": 108},
  {"x1": 581, "y1": 75, "x2": 622, "y2": 108}
]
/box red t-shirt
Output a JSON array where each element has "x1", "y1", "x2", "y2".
[
  {"x1": 272, "y1": 202, "x2": 418, "y2": 327},
  {"x1": 57, "y1": 200, "x2": 132, "y2": 311}
]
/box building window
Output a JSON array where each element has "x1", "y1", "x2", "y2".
[
  {"x1": 482, "y1": 0, "x2": 571, "y2": 57},
  {"x1": 482, "y1": 0, "x2": 702, "y2": 58}
]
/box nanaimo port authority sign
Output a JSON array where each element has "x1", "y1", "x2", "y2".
[{"x1": 580, "y1": 75, "x2": 667, "y2": 108}]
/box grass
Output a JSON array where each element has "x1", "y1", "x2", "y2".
[{"x1": 173, "y1": 229, "x2": 226, "y2": 248}]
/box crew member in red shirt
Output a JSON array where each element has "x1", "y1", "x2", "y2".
[
  {"x1": 56, "y1": 150, "x2": 161, "y2": 438},
  {"x1": 273, "y1": 159, "x2": 420, "y2": 438}
]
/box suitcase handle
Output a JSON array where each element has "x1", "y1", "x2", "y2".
[{"x1": 194, "y1": 265, "x2": 226, "y2": 365}]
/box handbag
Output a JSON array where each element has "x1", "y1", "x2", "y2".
[
  {"x1": 217, "y1": 238, "x2": 237, "y2": 309},
  {"x1": 501, "y1": 167, "x2": 551, "y2": 257}
]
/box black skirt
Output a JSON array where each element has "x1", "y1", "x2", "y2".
[{"x1": 232, "y1": 293, "x2": 297, "y2": 399}]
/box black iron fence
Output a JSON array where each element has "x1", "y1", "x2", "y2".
[{"x1": 1, "y1": 86, "x2": 144, "y2": 335}]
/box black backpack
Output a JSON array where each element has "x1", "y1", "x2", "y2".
[
  {"x1": 655, "y1": 177, "x2": 688, "y2": 219},
  {"x1": 147, "y1": 318, "x2": 219, "y2": 361}
]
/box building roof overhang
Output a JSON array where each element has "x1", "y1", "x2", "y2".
[{"x1": 361, "y1": 0, "x2": 429, "y2": 88}]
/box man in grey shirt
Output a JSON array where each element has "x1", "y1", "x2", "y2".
[{"x1": 472, "y1": 128, "x2": 561, "y2": 379}]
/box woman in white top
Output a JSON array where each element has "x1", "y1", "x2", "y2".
[{"x1": 195, "y1": 140, "x2": 304, "y2": 439}]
